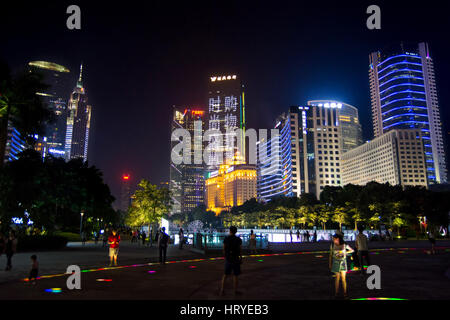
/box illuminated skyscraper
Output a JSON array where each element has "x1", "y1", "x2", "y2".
[
  {"x1": 369, "y1": 42, "x2": 447, "y2": 184},
  {"x1": 169, "y1": 107, "x2": 205, "y2": 215},
  {"x1": 28, "y1": 61, "x2": 71, "y2": 158},
  {"x1": 65, "y1": 64, "x2": 92, "y2": 162},
  {"x1": 3, "y1": 121, "x2": 25, "y2": 163},
  {"x1": 206, "y1": 74, "x2": 246, "y2": 169},
  {"x1": 257, "y1": 113, "x2": 293, "y2": 202}
]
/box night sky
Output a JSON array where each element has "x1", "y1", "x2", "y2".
[{"x1": 2, "y1": 0, "x2": 450, "y2": 204}]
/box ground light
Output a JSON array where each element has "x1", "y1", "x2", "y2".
[
  {"x1": 352, "y1": 297, "x2": 407, "y2": 300},
  {"x1": 44, "y1": 288, "x2": 62, "y2": 293},
  {"x1": 96, "y1": 279, "x2": 112, "y2": 282},
  {"x1": 20, "y1": 246, "x2": 450, "y2": 282},
  {"x1": 148, "y1": 270, "x2": 156, "y2": 274}
]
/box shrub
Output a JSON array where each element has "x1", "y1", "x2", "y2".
[{"x1": 16, "y1": 235, "x2": 68, "y2": 252}]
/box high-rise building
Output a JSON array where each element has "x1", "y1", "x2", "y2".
[
  {"x1": 308, "y1": 100, "x2": 363, "y2": 153},
  {"x1": 120, "y1": 174, "x2": 132, "y2": 212},
  {"x1": 205, "y1": 155, "x2": 256, "y2": 215},
  {"x1": 289, "y1": 101, "x2": 362, "y2": 197},
  {"x1": 169, "y1": 107, "x2": 205, "y2": 215},
  {"x1": 206, "y1": 74, "x2": 246, "y2": 169},
  {"x1": 28, "y1": 61, "x2": 71, "y2": 159},
  {"x1": 3, "y1": 121, "x2": 25, "y2": 163},
  {"x1": 65, "y1": 64, "x2": 92, "y2": 162},
  {"x1": 342, "y1": 129, "x2": 428, "y2": 188},
  {"x1": 369, "y1": 42, "x2": 447, "y2": 184},
  {"x1": 257, "y1": 113, "x2": 293, "y2": 202}
]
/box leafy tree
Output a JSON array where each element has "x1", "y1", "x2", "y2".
[
  {"x1": 332, "y1": 207, "x2": 348, "y2": 231},
  {"x1": 126, "y1": 179, "x2": 172, "y2": 231}
]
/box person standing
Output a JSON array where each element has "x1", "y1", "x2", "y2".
[
  {"x1": 0, "y1": 233, "x2": 5, "y2": 262},
  {"x1": 329, "y1": 232, "x2": 354, "y2": 299},
  {"x1": 428, "y1": 229, "x2": 436, "y2": 255},
  {"x1": 149, "y1": 228, "x2": 153, "y2": 247},
  {"x1": 296, "y1": 229, "x2": 300, "y2": 241},
  {"x1": 108, "y1": 230, "x2": 120, "y2": 266},
  {"x1": 289, "y1": 229, "x2": 293, "y2": 243},
  {"x1": 219, "y1": 226, "x2": 242, "y2": 296},
  {"x1": 28, "y1": 255, "x2": 39, "y2": 285},
  {"x1": 249, "y1": 229, "x2": 257, "y2": 254},
  {"x1": 313, "y1": 230, "x2": 317, "y2": 243},
  {"x1": 102, "y1": 231, "x2": 108, "y2": 247},
  {"x1": 142, "y1": 231, "x2": 146, "y2": 246},
  {"x1": 305, "y1": 230, "x2": 310, "y2": 243},
  {"x1": 355, "y1": 226, "x2": 370, "y2": 274},
  {"x1": 158, "y1": 227, "x2": 169, "y2": 265},
  {"x1": 179, "y1": 227, "x2": 184, "y2": 250},
  {"x1": 5, "y1": 230, "x2": 18, "y2": 271}
]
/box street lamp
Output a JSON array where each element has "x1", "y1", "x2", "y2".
[{"x1": 80, "y1": 211, "x2": 84, "y2": 236}]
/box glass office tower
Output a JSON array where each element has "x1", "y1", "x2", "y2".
[{"x1": 369, "y1": 42, "x2": 447, "y2": 184}]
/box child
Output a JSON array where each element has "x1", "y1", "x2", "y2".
[
  {"x1": 29, "y1": 255, "x2": 39, "y2": 284},
  {"x1": 329, "y1": 232, "x2": 354, "y2": 299}
]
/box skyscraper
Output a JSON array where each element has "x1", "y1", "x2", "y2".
[
  {"x1": 120, "y1": 174, "x2": 132, "y2": 212},
  {"x1": 169, "y1": 107, "x2": 205, "y2": 215},
  {"x1": 206, "y1": 74, "x2": 245, "y2": 169},
  {"x1": 257, "y1": 113, "x2": 293, "y2": 202},
  {"x1": 369, "y1": 42, "x2": 447, "y2": 184},
  {"x1": 65, "y1": 64, "x2": 92, "y2": 162},
  {"x1": 28, "y1": 61, "x2": 71, "y2": 158},
  {"x1": 3, "y1": 121, "x2": 25, "y2": 163},
  {"x1": 307, "y1": 100, "x2": 363, "y2": 153}
]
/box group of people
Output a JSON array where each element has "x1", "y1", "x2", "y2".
[{"x1": 107, "y1": 227, "x2": 171, "y2": 266}]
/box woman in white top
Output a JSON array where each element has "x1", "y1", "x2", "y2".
[{"x1": 329, "y1": 232, "x2": 354, "y2": 298}]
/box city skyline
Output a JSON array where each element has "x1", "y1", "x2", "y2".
[{"x1": 2, "y1": 1, "x2": 450, "y2": 203}]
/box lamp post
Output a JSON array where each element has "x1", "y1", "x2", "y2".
[{"x1": 80, "y1": 211, "x2": 84, "y2": 236}]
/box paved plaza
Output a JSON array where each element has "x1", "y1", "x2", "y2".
[{"x1": 0, "y1": 240, "x2": 449, "y2": 300}]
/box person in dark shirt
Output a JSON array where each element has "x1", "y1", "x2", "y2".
[{"x1": 219, "y1": 226, "x2": 242, "y2": 296}]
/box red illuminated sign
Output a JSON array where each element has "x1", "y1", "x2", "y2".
[{"x1": 122, "y1": 174, "x2": 130, "y2": 181}]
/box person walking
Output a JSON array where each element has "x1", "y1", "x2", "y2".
[
  {"x1": 289, "y1": 229, "x2": 293, "y2": 243},
  {"x1": 249, "y1": 229, "x2": 257, "y2": 254},
  {"x1": 179, "y1": 227, "x2": 184, "y2": 250},
  {"x1": 102, "y1": 231, "x2": 108, "y2": 247},
  {"x1": 296, "y1": 229, "x2": 300, "y2": 241},
  {"x1": 81, "y1": 231, "x2": 87, "y2": 246},
  {"x1": 108, "y1": 230, "x2": 120, "y2": 266},
  {"x1": 305, "y1": 230, "x2": 310, "y2": 243},
  {"x1": 355, "y1": 225, "x2": 370, "y2": 274},
  {"x1": 149, "y1": 228, "x2": 153, "y2": 247},
  {"x1": 5, "y1": 230, "x2": 18, "y2": 271},
  {"x1": 329, "y1": 232, "x2": 354, "y2": 299},
  {"x1": 219, "y1": 226, "x2": 242, "y2": 296},
  {"x1": 94, "y1": 231, "x2": 99, "y2": 245},
  {"x1": 313, "y1": 230, "x2": 317, "y2": 243},
  {"x1": 158, "y1": 227, "x2": 169, "y2": 265}
]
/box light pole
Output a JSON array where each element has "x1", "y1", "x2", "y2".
[{"x1": 80, "y1": 211, "x2": 84, "y2": 237}]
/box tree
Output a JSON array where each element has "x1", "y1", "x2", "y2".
[
  {"x1": 126, "y1": 179, "x2": 172, "y2": 232},
  {"x1": 332, "y1": 207, "x2": 348, "y2": 231},
  {"x1": 317, "y1": 204, "x2": 332, "y2": 230}
]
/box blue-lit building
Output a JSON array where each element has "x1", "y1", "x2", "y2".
[
  {"x1": 369, "y1": 42, "x2": 447, "y2": 184},
  {"x1": 257, "y1": 113, "x2": 293, "y2": 202},
  {"x1": 4, "y1": 122, "x2": 25, "y2": 163}
]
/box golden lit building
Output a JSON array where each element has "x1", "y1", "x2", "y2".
[{"x1": 205, "y1": 155, "x2": 256, "y2": 215}]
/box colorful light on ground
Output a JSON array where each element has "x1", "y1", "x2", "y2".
[
  {"x1": 148, "y1": 271, "x2": 156, "y2": 274},
  {"x1": 96, "y1": 279, "x2": 112, "y2": 282},
  {"x1": 352, "y1": 297, "x2": 407, "y2": 300},
  {"x1": 257, "y1": 259, "x2": 263, "y2": 262},
  {"x1": 189, "y1": 266, "x2": 197, "y2": 269},
  {"x1": 315, "y1": 255, "x2": 324, "y2": 258},
  {"x1": 45, "y1": 288, "x2": 62, "y2": 293}
]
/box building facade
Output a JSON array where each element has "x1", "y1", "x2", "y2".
[
  {"x1": 28, "y1": 61, "x2": 71, "y2": 159},
  {"x1": 169, "y1": 107, "x2": 205, "y2": 215},
  {"x1": 257, "y1": 113, "x2": 293, "y2": 202},
  {"x1": 206, "y1": 74, "x2": 246, "y2": 169},
  {"x1": 65, "y1": 64, "x2": 92, "y2": 162},
  {"x1": 341, "y1": 129, "x2": 428, "y2": 188},
  {"x1": 289, "y1": 101, "x2": 362, "y2": 197},
  {"x1": 205, "y1": 157, "x2": 256, "y2": 215},
  {"x1": 3, "y1": 122, "x2": 25, "y2": 163},
  {"x1": 369, "y1": 42, "x2": 447, "y2": 184}
]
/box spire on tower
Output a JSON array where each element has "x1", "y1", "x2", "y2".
[{"x1": 76, "y1": 63, "x2": 84, "y2": 89}]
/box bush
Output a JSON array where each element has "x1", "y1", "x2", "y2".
[
  {"x1": 16, "y1": 235, "x2": 68, "y2": 252},
  {"x1": 53, "y1": 231, "x2": 81, "y2": 242}
]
